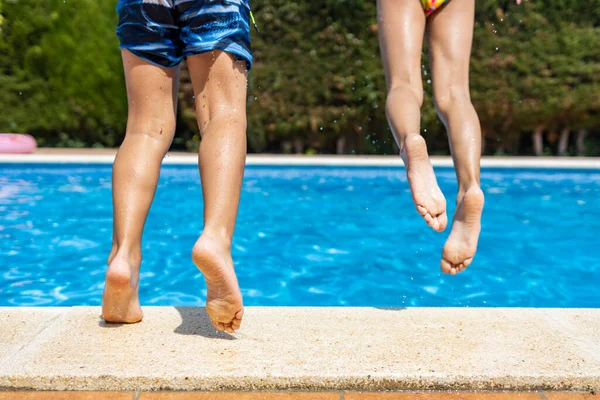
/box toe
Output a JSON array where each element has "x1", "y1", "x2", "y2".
[
  {"x1": 440, "y1": 258, "x2": 453, "y2": 274},
  {"x1": 416, "y1": 205, "x2": 428, "y2": 217},
  {"x1": 437, "y1": 212, "x2": 448, "y2": 232},
  {"x1": 214, "y1": 321, "x2": 226, "y2": 331},
  {"x1": 463, "y1": 258, "x2": 473, "y2": 269},
  {"x1": 422, "y1": 212, "x2": 433, "y2": 225},
  {"x1": 235, "y1": 308, "x2": 244, "y2": 319}
]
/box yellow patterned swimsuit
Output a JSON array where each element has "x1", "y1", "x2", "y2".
[{"x1": 421, "y1": 0, "x2": 450, "y2": 16}]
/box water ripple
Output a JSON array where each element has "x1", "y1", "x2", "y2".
[{"x1": 0, "y1": 165, "x2": 598, "y2": 307}]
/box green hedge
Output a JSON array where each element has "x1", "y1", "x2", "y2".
[{"x1": 1, "y1": 0, "x2": 599, "y2": 155}]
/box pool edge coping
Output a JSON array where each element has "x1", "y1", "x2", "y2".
[
  {"x1": 1, "y1": 307, "x2": 599, "y2": 392},
  {"x1": 0, "y1": 153, "x2": 599, "y2": 168}
]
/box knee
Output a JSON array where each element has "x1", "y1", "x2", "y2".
[
  {"x1": 126, "y1": 117, "x2": 176, "y2": 146},
  {"x1": 434, "y1": 85, "x2": 471, "y2": 116},
  {"x1": 386, "y1": 83, "x2": 424, "y2": 114},
  {"x1": 198, "y1": 107, "x2": 247, "y2": 137}
]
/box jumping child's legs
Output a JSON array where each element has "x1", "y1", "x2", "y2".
[
  {"x1": 427, "y1": 0, "x2": 485, "y2": 274},
  {"x1": 102, "y1": 50, "x2": 179, "y2": 323},
  {"x1": 378, "y1": 0, "x2": 448, "y2": 232},
  {"x1": 188, "y1": 52, "x2": 248, "y2": 334}
]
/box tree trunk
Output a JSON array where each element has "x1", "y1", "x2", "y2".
[
  {"x1": 336, "y1": 136, "x2": 346, "y2": 154},
  {"x1": 558, "y1": 128, "x2": 570, "y2": 156},
  {"x1": 576, "y1": 129, "x2": 588, "y2": 156},
  {"x1": 532, "y1": 127, "x2": 544, "y2": 156},
  {"x1": 294, "y1": 138, "x2": 305, "y2": 154}
]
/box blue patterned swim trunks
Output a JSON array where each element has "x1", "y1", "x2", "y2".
[{"x1": 116, "y1": 0, "x2": 252, "y2": 69}]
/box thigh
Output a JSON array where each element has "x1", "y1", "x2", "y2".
[
  {"x1": 186, "y1": 51, "x2": 248, "y2": 133},
  {"x1": 121, "y1": 49, "x2": 179, "y2": 137},
  {"x1": 426, "y1": 0, "x2": 475, "y2": 95},
  {"x1": 377, "y1": 0, "x2": 426, "y2": 90}
]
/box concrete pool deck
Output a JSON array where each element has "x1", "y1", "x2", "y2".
[
  {"x1": 1, "y1": 307, "x2": 599, "y2": 392},
  {"x1": 0, "y1": 148, "x2": 599, "y2": 168}
]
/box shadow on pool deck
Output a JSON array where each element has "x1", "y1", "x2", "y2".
[
  {"x1": 173, "y1": 307, "x2": 236, "y2": 340},
  {"x1": 96, "y1": 307, "x2": 236, "y2": 340}
]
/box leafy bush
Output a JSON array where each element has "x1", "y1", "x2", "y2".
[{"x1": 1, "y1": 0, "x2": 598, "y2": 155}]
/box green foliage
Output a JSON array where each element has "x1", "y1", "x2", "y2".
[
  {"x1": 0, "y1": 0, "x2": 599, "y2": 154},
  {"x1": 0, "y1": 0, "x2": 126, "y2": 146}
]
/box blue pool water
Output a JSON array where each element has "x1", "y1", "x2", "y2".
[{"x1": 1, "y1": 163, "x2": 599, "y2": 308}]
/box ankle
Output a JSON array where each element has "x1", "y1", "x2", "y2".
[
  {"x1": 200, "y1": 228, "x2": 233, "y2": 249},
  {"x1": 457, "y1": 183, "x2": 483, "y2": 203},
  {"x1": 108, "y1": 244, "x2": 142, "y2": 266}
]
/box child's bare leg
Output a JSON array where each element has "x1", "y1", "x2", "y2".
[
  {"x1": 427, "y1": 0, "x2": 485, "y2": 275},
  {"x1": 378, "y1": 0, "x2": 447, "y2": 232},
  {"x1": 102, "y1": 50, "x2": 179, "y2": 322},
  {"x1": 188, "y1": 51, "x2": 247, "y2": 333}
]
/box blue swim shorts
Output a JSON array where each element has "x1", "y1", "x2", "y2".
[{"x1": 116, "y1": 0, "x2": 252, "y2": 69}]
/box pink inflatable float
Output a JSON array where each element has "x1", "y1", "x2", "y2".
[{"x1": 0, "y1": 134, "x2": 37, "y2": 154}]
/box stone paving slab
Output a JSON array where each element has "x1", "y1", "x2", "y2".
[
  {"x1": 0, "y1": 307, "x2": 598, "y2": 392},
  {"x1": 0, "y1": 393, "x2": 134, "y2": 400},
  {"x1": 1, "y1": 394, "x2": 599, "y2": 400},
  {"x1": 344, "y1": 393, "x2": 544, "y2": 399},
  {"x1": 139, "y1": 393, "x2": 340, "y2": 399},
  {"x1": 0, "y1": 308, "x2": 64, "y2": 367}
]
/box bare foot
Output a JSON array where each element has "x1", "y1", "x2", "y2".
[
  {"x1": 101, "y1": 252, "x2": 143, "y2": 323},
  {"x1": 441, "y1": 185, "x2": 485, "y2": 275},
  {"x1": 402, "y1": 134, "x2": 448, "y2": 232},
  {"x1": 192, "y1": 234, "x2": 243, "y2": 333}
]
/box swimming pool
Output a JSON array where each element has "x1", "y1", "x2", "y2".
[{"x1": 1, "y1": 162, "x2": 599, "y2": 307}]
